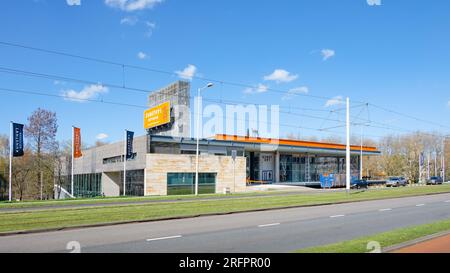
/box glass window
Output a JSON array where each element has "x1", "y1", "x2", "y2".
[
  {"x1": 167, "y1": 173, "x2": 216, "y2": 195},
  {"x1": 72, "y1": 173, "x2": 102, "y2": 198}
]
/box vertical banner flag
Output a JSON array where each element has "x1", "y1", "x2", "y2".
[
  {"x1": 73, "y1": 127, "x2": 82, "y2": 158},
  {"x1": 12, "y1": 123, "x2": 24, "y2": 157},
  {"x1": 126, "y1": 130, "x2": 134, "y2": 159},
  {"x1": 419, "y1": 152, "x2": 424, "y2": 167}
]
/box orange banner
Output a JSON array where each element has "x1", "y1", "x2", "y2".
[
  {"x1": 73, "y1": 127, "x2": 82, "y2": 158},
  {"x1": 144, "y1": 101, "x2": 171, "y2": 129}
]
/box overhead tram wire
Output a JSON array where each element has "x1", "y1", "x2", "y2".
[
  {"x1": 0, "y1": 40, "x2": 361, "y2": 103},
  {"x1": 0, "y1": 65, "x2": 361, "y2": 125},
  {"x1": 1, "y1": 66, "x2": 447, "y2": 138},
  {"x1": 2, "y1": 41, "x2": 449, "y2": 135},
  {"x1": 1, "y1": 66, "x2": 448, "y2": 138},
  {"x1": 0, "y1": 87, "x2": 147, "y2": 109},
  {"x1": 367, "y1": 103, "x2": 450, "y2": 131},
  {"x1": 1, "y1": 41, "x2": 449, "y2": 131},
  {"x1": 0, "y1": 86, "x2": 353, "y2": 138},
  {"x1": 0, "y1": 65, "x2": 333, "y2": 114}
]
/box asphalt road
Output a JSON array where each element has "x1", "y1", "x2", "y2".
[{"x1": 0, "y1": 193, "x2": 449, "y2": 253}]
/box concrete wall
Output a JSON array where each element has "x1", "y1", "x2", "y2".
[
  {"x1": 102, "y1": 172, "x2": 121, "y2": 196},
  {"x1": 145, "y1": 154, "x2": 246, "y2": 196},
  {"x1": 72, "y1": 135, "x2": 147, "y2": 175}
]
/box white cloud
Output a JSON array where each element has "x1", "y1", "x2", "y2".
[
  {"x1": 264, "y1": 69, "x2": 298, "y2": 83},
  {"x1": 137, "y1": 51, "x2": 147, "y2": 59},
  {"x1": 96, "y1": 133, "x2": 109, "y2": 140},
  {"x1": 243, "y1": 84, "x2": 269, "y2": 95},
  {"x1": 448, "y1": 100, "x2": 450, "y2": 107},
  {"x1": 61, "y1": 84, "x2": 108, "y2": 102},
  {"x1": 144, "y1": 21, "x2": 157, "y2": 37},
  {"x1": 282, "y1": 86, "x2": 309, "y2": 100},
  {"x1": 175, "y1": 64, "x2": 197, "y2": 80},
  {"x1": 321, "y1": 49, "x2": 335, "y2": 61},
  {"x1": 325, "y1": 96, "x2": 344, "y2": 107},
  {"x1": 66, "y1": 0, "x2": 81, "y2": 6},
  {"x1": 105, "y1": 0, "x2": 164, "y2": 12},
  {"x1": 53, "y1": 80, "x2": 66, "y2": 85},
  {"x1": 367, "y1": 0, "x2": 381, "y2": 6},
  {"x1": 120, "y1": 16, "x2": 138, "y2": 25}
]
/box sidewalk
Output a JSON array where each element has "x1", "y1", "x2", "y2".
[{"x1": 392, "y1": 233, "x2": 450, "y2": 253}]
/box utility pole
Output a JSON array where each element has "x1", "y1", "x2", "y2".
[
  {"x1": 444, "y1": 136, "x2": 448, "y2": 182},
  {"x1": 195, "y1": 83, "x2": 214, "y2": 196},
  {"x1": 8, "y1": 122, "x2": 12, "y2": 202},
  {"x1": 360, "y1": 125, "x2": 363, "y2": 180},
  {"x1": 418, "y1": 153, "x2": 421, "y2": 184},
  {"x1": 123, "y1": 130, "x2": 127, "y2": 196},
  {"x1": 434, "y1": 151, "x2": 437, "y2": 177},
  {"x1": 71, "y1": 126, "x2": 74, "y2": 197},
  {"x1": 346, "y1": 97, "x2": 351, "y2": 192}
]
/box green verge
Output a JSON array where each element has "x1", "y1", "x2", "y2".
[
  {"x1": 295, "y1": 218, "x2": 450, "y2": 253},
  {"x1": 0, "y1": 190, "x2": 282, "y2": 209},
  {"x1": 0, "y1": 184, "x2": 449, "y2": 234}
]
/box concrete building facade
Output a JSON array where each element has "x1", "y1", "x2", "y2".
[{"x1": 58, "y1": 80, "x2": 380, "y2": 198}]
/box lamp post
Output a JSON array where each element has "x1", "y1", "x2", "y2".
[
  {"x1": 195, "y1": 83, "x2": 214, "y2": 196},
  {"x1": 443, "y1": 135, "x2": 449, "y2": 182}
]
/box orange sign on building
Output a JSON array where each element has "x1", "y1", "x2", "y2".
[{"x1": 144, "y1": 101, "x2": 171, "y2": 129}]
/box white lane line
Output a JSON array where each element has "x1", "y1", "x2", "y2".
[
  {"x1": 330, "y1": 214, "x2": 345, "y2": 218},
  {"x1": 379, "y1": 208, "x2": 392, "y2": 212},
  {"x1": 416, "y1": 204, "x2": 425, "y2": 207},
  {"x1": 445, "y1": 200, "x2": 450, "y2": 203},
  {"x1": 258, "y1": 223, "x2": 280, "y2": 228},
  {"x1": 146, "y1": 235, "x2": 182, "y2": 242}
]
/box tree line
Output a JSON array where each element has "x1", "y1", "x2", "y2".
[{"x1": 287, "y1": 131, "x2": 450, "y2": 182}]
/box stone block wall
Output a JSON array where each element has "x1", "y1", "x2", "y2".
[{"x1": 145, "y1": 154, "x2": 246, "y2": 196}]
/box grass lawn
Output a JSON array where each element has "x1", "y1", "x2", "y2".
[
  {"x1": 0, "y1": 190, "x2": 281, "y2": 209},
  {"x1": 0, "y1": 184, "x2": 449, "y2": 234},
  {"x1": 295, "y1": 218, "x2": 450, "y2": 253}
]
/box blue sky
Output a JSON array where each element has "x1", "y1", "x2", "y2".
[{"x1": 0, "y1": 0, "x2": 449, "y2": 146}]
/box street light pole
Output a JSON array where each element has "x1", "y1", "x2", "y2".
[
  {"x1": 346, "y1": 97, "x2": 351, "y2": 192},
  {"x1": 195, "y1": 83, "x2": 214, "y2": 196},
  {"x1": 360, "y1": 124, "x2": 363, "y2": 180},
  {"x1": 443, "y1": 135, "x2": 449, "y2": 182}
]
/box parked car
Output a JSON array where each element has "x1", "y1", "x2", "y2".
[
  {"x1": 426, "y1": 176, "x2": 443, "y2": 185},
  {"x1": 385, "y1": 176, "x2": 407, "y2": 187},
  {"x1": 351, "y1": 179, "x2": 369, "y2": 189}
]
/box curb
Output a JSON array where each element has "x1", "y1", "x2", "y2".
[
  {"x1": 1, "y1": 190, "x2": 450, "y2": 237},
  {"x1": 382, "y1": 230, "x2": 450, "y2": 253}
]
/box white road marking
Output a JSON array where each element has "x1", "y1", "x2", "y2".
[
  {"x1": 330, "y1": 214, "x2": 345, "y2": 218},
  {"x1": 415, "y1": 204, "x2": 425, "y2": 207},
  {"x1": 379, "y1": 208, "x2": 392, "y2": 212},
  {"x1": 445, "y1": 200, "x2": 450, "y2": 203},
  {"x1": 146, "y1": 235, "x2": 182, "y2": 242},
  {"x1": 258, "y1": 223, "x2": 280, "y2": 228}
]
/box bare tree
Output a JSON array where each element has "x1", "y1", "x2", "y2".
[
  {"x1": 25, "y1": 108, "x2": 58, "y2": 200},
  {"x1": 53, "y1": 140, "x2": 71, "y2": 199},
  {"x1": 0, "y1": 135, "x2": 9, "y2": 200},
  {"x1": 12, "y1": 150, "x2": 34, "y2": 201}
]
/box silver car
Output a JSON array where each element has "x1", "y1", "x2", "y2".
[
  {"x1": 386, "y1": 176, "x2": 407, "y2": 187},
  {"x1": 426, "y1": 176, "x2": 443, "y2": 185}
]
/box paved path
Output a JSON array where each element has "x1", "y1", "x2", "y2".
[
  {"x1": 393, "y1": 233, "x2": 450, "y2": 253},
  {"x1": 0, "y1": 193, "x2": 449, "y2": 253}
]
